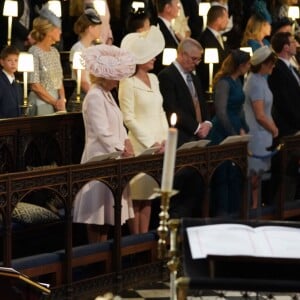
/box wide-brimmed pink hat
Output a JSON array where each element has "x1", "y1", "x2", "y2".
[{"x1": 82, "y1": 44, "x2": 136, "y2": 80}]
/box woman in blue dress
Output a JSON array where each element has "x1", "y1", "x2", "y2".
[
  {"x1": 243, "y1": 46, "x2": 278, "y2": 208},
  {"x1": 209, "y1": 50, "x2": 251, "y2": 216}
]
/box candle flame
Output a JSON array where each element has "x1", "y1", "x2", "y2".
[{"x1": 170, "y1": 113, "x2": 177, "y2": 127}]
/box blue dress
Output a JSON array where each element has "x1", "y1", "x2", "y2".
[
  {"x1": 208, "y1": 76, "x2": 249, "y2": 217},
  {"x1": 247, "y1": 39, "x2": 270, "y2": 52},
  {"x1": 243, "y1": 72, "x2": 273, "y2": 173},
  {"x1": 209, "y1": 76, "x2": 248, "y2": 145}
]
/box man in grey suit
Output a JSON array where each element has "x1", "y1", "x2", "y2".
[{"x1": 158, "y1": 38, "x2": 211, "y2": 218}]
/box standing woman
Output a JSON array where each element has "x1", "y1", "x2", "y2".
[
  {"x1": 73, "y1": 44, "x2": 136, "y2": 242},
  {"x1": 241, "y1": 14, "x2": 272, "y2": 51},
  {"x1": 69, "y1": 8, "x2": 102, "y2": 108},
  {"x1": 119, "y1": 26, "x2": 168, "y2": 234},
  {"x1": 209, "y1": 50, "x2": 250, "y2": 145},
  {"x1": 209, "y1": 50, "x2": 250, "y2": 216},
  {"x1": 243, "y1": 46, "x2": 278, "y2": 208},
  {"x1": 28, "y1": 7, "x2": 66, "y2": 116}
]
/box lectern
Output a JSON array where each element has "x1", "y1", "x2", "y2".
[
  {"x1": 176, "y1": 218, "x2": 300, "y2": 299},
  {"x1": 0, "y1": 267, "x2": 50, "y2": 300}
]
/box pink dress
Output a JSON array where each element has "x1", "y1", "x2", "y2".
[{"x1": 73, "y1": 85, "x2": 134, "y2": 225}]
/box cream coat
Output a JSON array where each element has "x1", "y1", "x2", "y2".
[
  {"x1": 73, "y1": 85, "x2": 134, "y2": 225},
  {"x1": 119, "y1": 74, "x2": 169, "y2": 199}
]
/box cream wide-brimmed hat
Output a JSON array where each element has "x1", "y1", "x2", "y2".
[
  {"x1": 82, "y1": 44, "x2": 136, "y2": 80},
  {"x1": 120, "y1": 26, "x2": 165, "y2": 65},
  {"x1": 251, "y1": 46, "x2": 273, "y2": 66}
]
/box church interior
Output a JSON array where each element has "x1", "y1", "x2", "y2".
[{"x1": 0, "y1": 0, "x2": 300, "y2": 299}]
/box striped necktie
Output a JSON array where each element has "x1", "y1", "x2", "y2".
[{"x1": 186, "y1": 73, "x2": 202, "y2": 122}]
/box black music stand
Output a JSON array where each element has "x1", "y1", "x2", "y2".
[
  {"x1": 177, "y1": 218, "x2": 300, "y2": 299},
  {"x1": 0, "y1": 267, "x2": 50, "y2": 300}
]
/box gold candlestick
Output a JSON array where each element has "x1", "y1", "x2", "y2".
[{"x1": 156, "y1": 188, "x2": 179, "y2": 300}]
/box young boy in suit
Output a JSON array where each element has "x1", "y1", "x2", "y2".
[{"x1": 0, "y1": 46, "x2": 22, "y2": 118}]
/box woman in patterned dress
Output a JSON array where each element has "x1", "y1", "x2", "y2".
[{"x1": 28, "y1": 7, "x2": 66, "y2": 116}]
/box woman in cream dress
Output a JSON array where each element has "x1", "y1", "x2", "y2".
[
  {"x1": 119, "y1": 26, "x2": 168, "y2": 234},
  {"x1": 73, "y1": 44, "x2": 136, "y2": 242}
]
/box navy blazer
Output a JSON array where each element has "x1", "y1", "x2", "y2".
[
  {"x1": 180, "y1": 0, "x2": 203, "y2": 39},
  {"x1": 154, "y1": 18, "x2": 179, "y2": 74},
  {"x1": 197, "y1": 28, "x2": 229, "y2": 92},
  {"x1": 158, "y1": 63, "x2": 209, "y2": 146},
  {"x1": 268, "y1": 59, "x2": 300, "y2": 137},
  {"x1": 0, "y1": 70, "x2": 22, "y2": 118}
]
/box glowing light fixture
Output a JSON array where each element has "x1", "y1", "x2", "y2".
[
  {"x1": 72, "y1": 51, "x2": 85, "y2": 103},
  {"x1": 288, "y1": 6, "x2": 300, "y2": 20},
  {"x1": 3, "y1": 0, "x2": 18, "y2": 46},
  {"x1": 47, "y1": 1, "x2": 62, "y2": 18},
  {"x1": 204, "y1": 48, "x2": 219, "y2": 93},
  {"x1": 93, "y1": 0, "x2": 106, "y2": 16},
  {"x1": 162, "y1": 48, "x2": 177, "y2": 65},
  {"x1": 132, "y1": 1, "x2": 145, "y2": 12},
  {"x1": 198, "y1": 2, "x2": 211, "y2": 30},
  {"x1": 18, "y1": 52, "x2": 34, "y2": 108},
  {"x1": 240, "y1": 47, "x2": 253, "y2": 57}
]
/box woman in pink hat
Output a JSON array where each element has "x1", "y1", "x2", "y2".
[{"x1": 73, "y1": 44, "x2": 136, "y2": 242}]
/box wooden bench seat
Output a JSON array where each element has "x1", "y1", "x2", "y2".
[{"x1": 11, "y1": 253, "x2": 62, "y2": 286}]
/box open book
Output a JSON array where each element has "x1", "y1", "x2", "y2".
[
  {"x1": 187, "y1": 223, "x2": 300, "y2": 260},
  {"x1": 138, "y1": 146, "x2": 160, "y2": 156},
  {"x1": 177, "y1": 139, "x2": 210, "y2": 150},
  {"x1": 86, "y1": 151, "x2": 122, "y2": 162},
  {"x1": 219, "y1": 134, "x2": 251, "y2": 145}
]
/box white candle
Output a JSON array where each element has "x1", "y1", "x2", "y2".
[
  {"x1": 76, "y1": 69, "x2": 82, "y2": 102},
  {"x1": 161, "y1": 113, "x2": 178, "y2": 192}
]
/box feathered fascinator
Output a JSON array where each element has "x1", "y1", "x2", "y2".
[
  {"x1": 252, "y1": 0, "x2": 272, "y2": 23},
  {"x1": 36, "y1": 5, "x2": 62, "y2": 28},
  {"x1": 82, "y1": 44, "x2": 137, "y2": 80}
]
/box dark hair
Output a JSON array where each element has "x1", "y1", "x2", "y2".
[
  {"x1": 213, "y1": 50, "x2": 250, "y2": 86},
  {"x1": 126, "y1": 8, "x2": 150, "y2": 33},
  {"x1": 73, "y1": 8, "x2": 101, "y2": 36},
  {"x1": 231, "y1": 49, "x2": 251, "y2": 65},
  {"x1": 156, "y1": 0, "x2": 173, "y2": 13},
  {"x1": 250, "y1": 52, "x2": 277, "y2": 73},
  {"x1": 271, "y1": 31, "x2": 292, "y2": 53},
  {"x1": 207, "y1": 5, "x2": 227, "y2": 25},
  {"x1": 271, "y1": 17, "x2": 293, "y2": 36},
  {"x1": 0, "y1": 45, "x2": 20, "y2": 59}
]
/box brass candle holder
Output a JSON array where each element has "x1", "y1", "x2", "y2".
[
  {"x1": 156, "y1": 189, "x2": 177, "y2": 259},
  {"x1": 156, "y1": 188, "x2": 179, "y2": 300}
]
